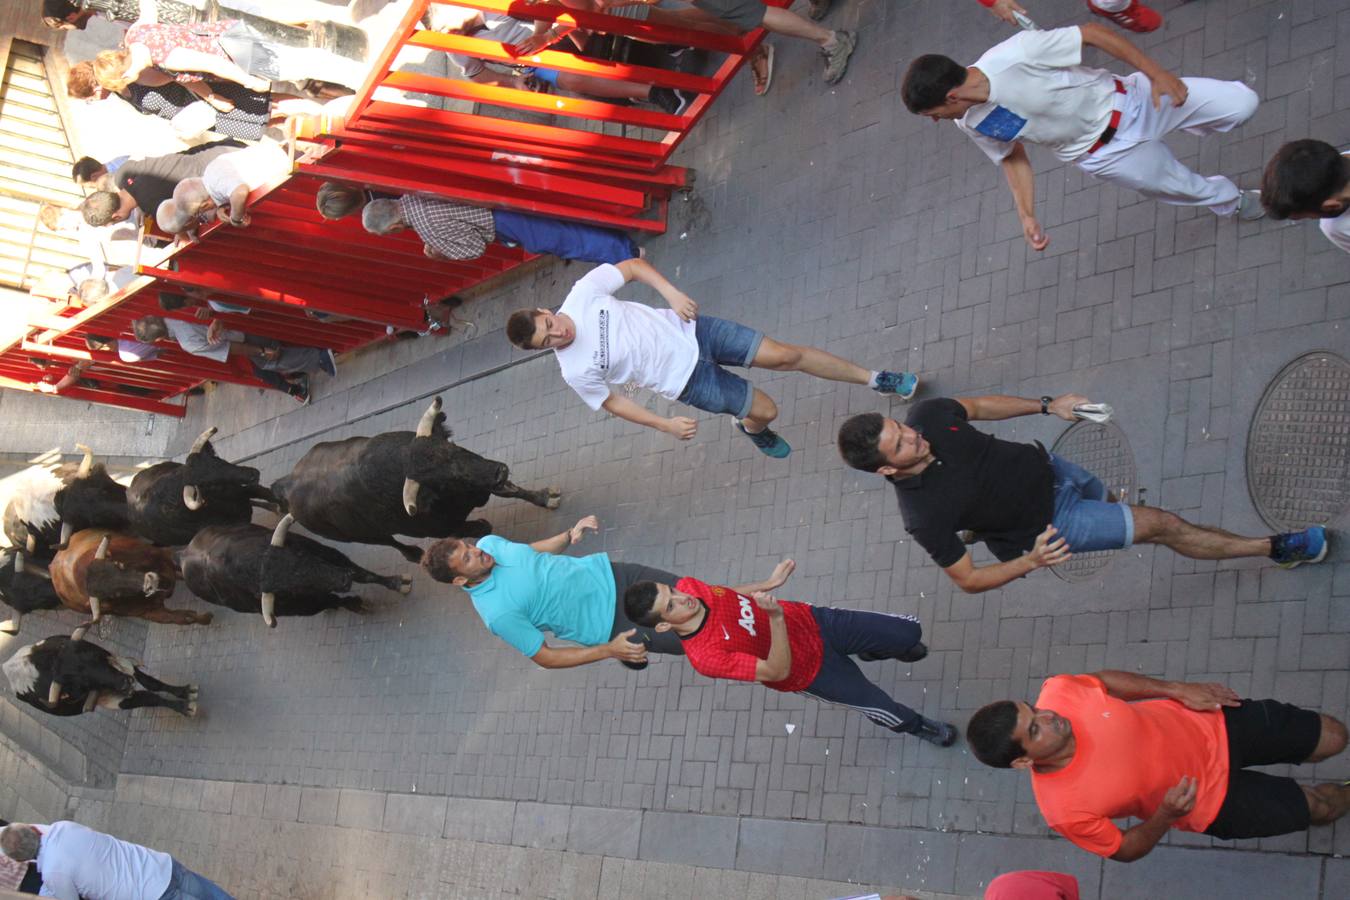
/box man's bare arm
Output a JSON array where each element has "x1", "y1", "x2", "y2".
[
  {"x1": 941, "y1": 526, "x2": 1072, "y2": 593},
  {"x1": 602, "y1": 392, "x2": 697, "y2": 440},
  {"x1": 1078, "y1": 22, "x2": 1187, "y2": 109},
  {"x1": 956, "y1": 393, "x2": 1085, "y2": 421},
  {"x1": 1000, "y1": 143, "x2": 1048, "y2": 251}
]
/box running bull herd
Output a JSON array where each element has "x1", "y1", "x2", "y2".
[{"x1": 0, "y1": 397, "x2": 557, "y2": 719}]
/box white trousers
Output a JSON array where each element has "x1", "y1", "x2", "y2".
[{"x1": 1075, "y1": 71, "x2": 1260, "y2": 216}]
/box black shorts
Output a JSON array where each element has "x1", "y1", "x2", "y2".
[
  {"x1": 1202, "y1": 699, "x2": 1322, "y2": 840},
  {"x1": 609, "y1": 562, "x2": 685, "y2": 656}
]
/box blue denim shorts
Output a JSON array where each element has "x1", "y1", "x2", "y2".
[
  {"x1": 518, "y1": 66, "x2": 561, "y2": 86},
  {"x1": 1048, "y1": 454, "x2": 1134, "y2": 553},
  {"x1": 676, "y1": 315, "x2": 764, "y2": 419}
]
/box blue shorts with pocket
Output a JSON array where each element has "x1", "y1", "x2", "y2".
[
  {"x1": 518, "y1": 66, "x2": 560, "y2": 86},
  {"x1": 675, "y1": 315, "x2": 764, "y2": 419},
  {"x1": 1048, "y1": 454, "x2": 1134, "y2": 553}
]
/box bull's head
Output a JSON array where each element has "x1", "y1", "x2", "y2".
[
  {"x1": 402, "y1": 397, "x2": 507, "y2": 517},
  {"x1": 84, "y1": 535, "x2": 168, "y2": 621},
  {"x1": 182, "y1": 427, "x2": 261, "y2": 511},
  {"x1": 257, "y1": 514, "x2": 292, "y2": 629}
]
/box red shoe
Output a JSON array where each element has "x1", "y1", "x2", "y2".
[{"x1": 1088, "y1": 0, "x2": 1163, "y2": 33}]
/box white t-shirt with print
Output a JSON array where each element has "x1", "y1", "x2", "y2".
[
  {"x1": 449, "y1": 14, "x2": 535, "y2": 79},
  {"x1": 553, "y1": 264, "x2": 699, "y2": 412},
  {"x1": 956, "y1": 26, "x2": 1117, "y2": 163},
  {"x1": 1319, "y1": 151, "x2": 1350, "y2": 254}
]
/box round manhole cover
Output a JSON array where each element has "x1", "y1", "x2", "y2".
[
  {"x1": 1246, "y1": 352, "x2": 1350, "y2": 532},
  {"x1": 1048, "y1": 420, "x2": 1137, "y2": 583}
]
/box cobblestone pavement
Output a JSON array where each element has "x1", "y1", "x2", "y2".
[{"x1": 2, "y1": 0, "x2": 1350, "y2": 896}]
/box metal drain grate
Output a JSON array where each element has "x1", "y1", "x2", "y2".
[
  {"x1": 1048, "y1": 420, "x2": 1137, "y2": 583},
  {"x1": 1246, "y1": 352, "x2": 1350, "y2": 532}
]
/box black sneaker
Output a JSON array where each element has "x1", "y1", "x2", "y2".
[
  {"x1": 620, "y1": 659, "x2": 649, "y2": 671},
  {"x1": 287, "y1": 375, "x2": 311, "y2": 406},
  {"x1": 859, "y1": 640, "x2": 927, "y2": 664},
  {"x1": 910, "y1": 716, "x2": 957, "y2": 747},
  {"x1": 651, "y1": 86, "x2": 694, "y2": 116}
]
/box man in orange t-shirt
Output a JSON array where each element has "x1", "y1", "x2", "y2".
[{"x1": 966, "y1": 671, "x2": 1350, "y2": 861}]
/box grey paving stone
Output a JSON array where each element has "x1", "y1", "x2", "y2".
[
  {"x1": 567, "y1": 806, "x2": 641, "y2": 859},
  {"x1": 298, "y1": 787, "x2": 340, "y2": 825},
  {"x1": 511, "y1": 800, "x2": 570, "y2": 851},
  {"x1": 1100, "y1": 845, "x2": 1321, "y2": 899},
  {"x1": 336, "y1": 789, "x2": 386, "y2": 831},
  {"x1": 736, "y1": 819, "x2": 827, "y2": 880},
  {"x1": 443, "y1": 797, "x2": 515, "y2": 843},
  {"x1": 383, "y1": 792, "x2": 447, "y2": 837},
  {"x1": 638, "y1": 811, "x2": 738, "y2": 870}
]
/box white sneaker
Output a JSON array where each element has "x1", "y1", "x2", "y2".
[{"x1": 1235, "y1": 189, "x2": 1266, "y2": 221}]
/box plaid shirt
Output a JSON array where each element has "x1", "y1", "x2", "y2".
[{"x1": 399, "y1": 195, "x2": 497, "y2": 261}]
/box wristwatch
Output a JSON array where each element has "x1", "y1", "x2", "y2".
[{"x1": 1040, "y1": 395, "x2": 1053, "y2": 415}]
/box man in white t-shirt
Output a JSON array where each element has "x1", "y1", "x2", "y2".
[
  {"x1": 901, "y1": 23, "x2": 1262, "y2": 252},
  {"x1": 1, "y1": 820, "x2": 234, "y2": 900},
  {"x1": 169, "y1": 141, "x2": 290, "y2": 231},
  {"x1": 504, "y1": 259, "x2": 920, "y2": 459},
  {"x1": 1260, "y1": 139, "x2": 1350, "y2": 254}
]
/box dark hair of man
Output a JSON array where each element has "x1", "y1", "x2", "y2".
[
  {"x1": 132, "y1": 317, "x2": 166, "y2": 343},
  {"x1": 623, "y1": 581, "x2": 662, "y2": 627},
  {"x1": 158, "y1": 292, "x2": 189, "y2": 312},
  {"x1": 836, "y1": 412, "x2": 888, "y2": 473},
  {"x1": 80, "y1": 191, "x2": 119, "y2": 227},
  {"x1": 966, "y1": 701, "x2": 1025, "y2": 768},
  {"x1": 1260, "y1": 139, "x2": 1349, "y2": 220},
  {"x1": 505, "y1": 309, "x2": 542, "y2": 350},
  {"x1": 43, "y1": 0, "x2": 80, "y2": 19},
  {"x1": 85, "y1": 334, "x2": 113, "y2": 351},
  {"x1": 901, "y1": 54, "x2": 969, "y2": 114},
  {"x1": 420, "y1": 538, "x2": 465, "y2": 583},
  {"x1": 71, "y1": 157, "x2": 103, "y2": 184}
]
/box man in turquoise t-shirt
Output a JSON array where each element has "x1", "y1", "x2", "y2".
[{"x1": 420, "y1": 515, "x2": 682, "y2": 670}]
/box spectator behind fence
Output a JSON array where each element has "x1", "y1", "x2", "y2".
[
  {"x1": 0, "y1": 820, "x2": 234, "y2": 900},
  {"x1": 439, "y1": 9, "x2": 693, "y2": 115},
  {"x1": 79, "y1": 139, "x2": 245, "y2": 227},
  {"x1": 162, "y1": 141, "x2": 291, "y2": 233},
  {"x1": 362, "y1": 195, "x2": 639, "y2": 265},
  {"x1": 133, "y1": 312, "x2": 334, "y2": 405}
]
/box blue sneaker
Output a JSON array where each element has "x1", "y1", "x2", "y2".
[
  {"x1": 873, "y1": 370, "x2": 919, "y2": 400},
  {"x1": 1270, "y1": 526, "x2": 1328, "y2": 569},
  {"x1": 736, "y1": 423, "x2": 791, "y2": 458}
]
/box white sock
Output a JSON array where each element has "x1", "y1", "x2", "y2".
[
  {"x1": 1092, "y1": 0, "x2": 1133, "y2": 12},
  {"x1": 867, "y1": 371, "x2": 881, "y2": 389}
]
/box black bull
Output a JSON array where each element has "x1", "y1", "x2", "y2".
[
  {"x1": 179, "y1": 516, "x2": 410, "y2": 628},
  {"x1": 127, "y1": 426, "x2": 280, "y2": 546},
  {"x1": 2, "y1": 631, "x2": 195, "y2": 717},
  {"x1": 270, "y1": 397, "x2": 559, "y2": 561}
]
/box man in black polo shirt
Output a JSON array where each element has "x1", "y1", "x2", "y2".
[
  {"x1": 837, "y1": 395, "x2": 1329, "y2": 594},
  {"x1": 79, "y1": 139, "x2": 244, "y2": 226}
]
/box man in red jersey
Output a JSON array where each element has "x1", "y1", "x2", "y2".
[
  {"x1": 967, "y1": 672, "x2": 1350, "y2": 861},
  {"x1": 623, "y1": 562, "x2": 957, "y2": 746}
]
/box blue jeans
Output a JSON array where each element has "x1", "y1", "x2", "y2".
[
  {"x1": 1048, "y1": 454, "x2": 1134, "y2": 553},
  {"x1": 491, "y1": 210, "x2": 637, "y2": 264},
  {"x1": 675, "y1": 316, "x2": 764, "y2": 418},
  {"x1": 801, "y1": 606, "x2": 923, "y2": 733},
  {"x1": 158, "y1": 859, "x2": 235, "y2": 900}
]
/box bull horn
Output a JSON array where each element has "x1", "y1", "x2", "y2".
[
  {"x1": 143, "y1": 572, "x2": 159, "y2": 595},
  {"x1": 270, "y1": 513, "x2": 293, "y2": 547},
  {"x1": 190, "y1": 426, "x2": 218, "y2": 455},
  {"x1": 12, "y1": 552, "x2": 23, "y2": 574},
  {"x1": 25, "y1": 534, "x2": 35, "y2": 554},
  {"x1": 402, "y1": 479, "x2": 420, "y2": 517},
  {"x1": 94, "y1": 535, "x2": 110, "y2": 560},
  {"x1": 0, "y1": 611, "x2": 20, "y2": 634},
  {"x1": 74, "y1": 443, "x2": 94, "y2": 477},
  {"x1": 415, "y1": 397, "x2": 442, "y2": 438},
  {"x1": 71, "y1": 624, "x2": 88, "y2": 642},
  {"x1": 259, "y1": 592, "x2": 277, "y2": 628},
  {"x1": 89, "y1": 595, "x2": 102, "y2": 622},
  {"x1": 58, "y1": 521, "x2": 73, "y2": 549},
  {"x1": 46, "y1": 681, "x2": 63, "y2": 708},
  {"x1": 182, "y1": 484, "x2": 205, "y2": 511}
]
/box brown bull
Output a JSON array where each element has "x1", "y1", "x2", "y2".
[{"x1": 49, "y1": 529, "x2": 211, "y2": 625}]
